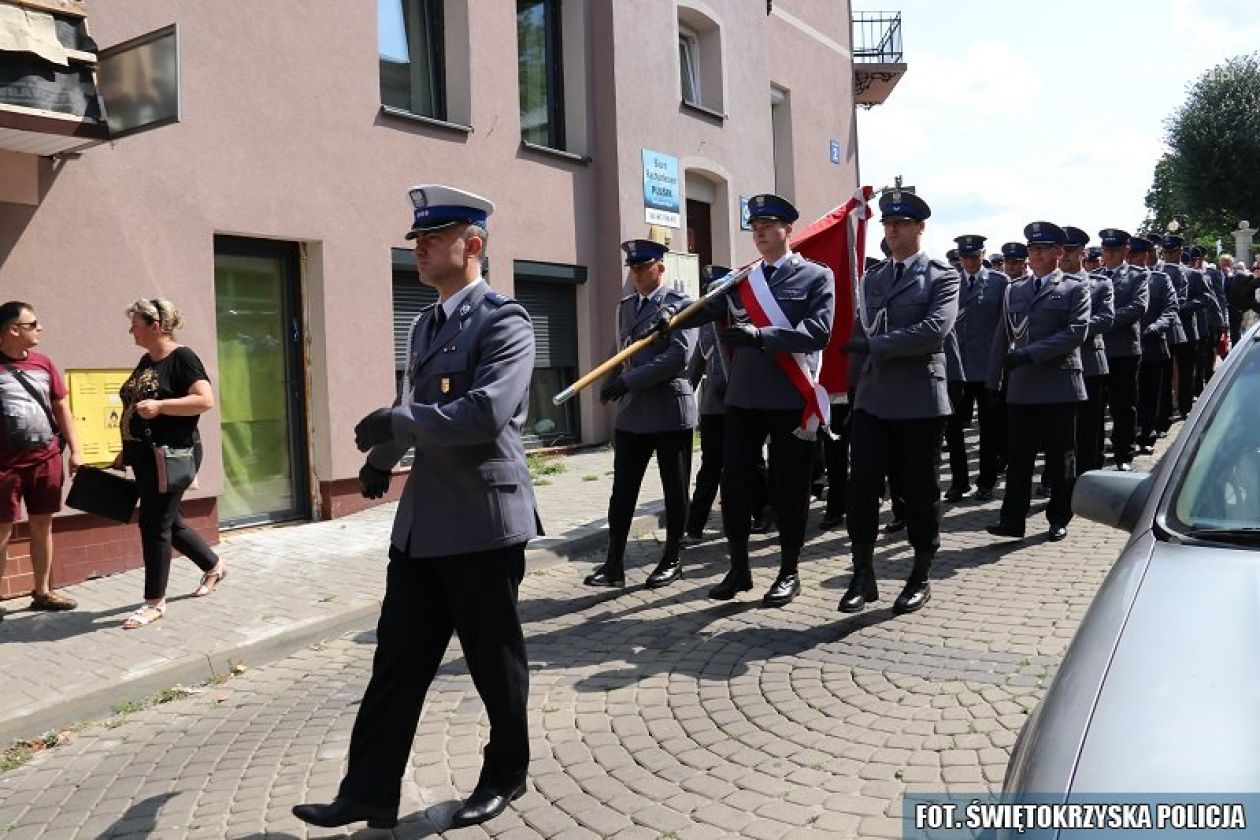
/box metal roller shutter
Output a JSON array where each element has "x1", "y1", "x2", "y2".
[
  {"x1": 514, "y1": 279, "x2": 577, "y2": 369},
  {"x1": 391, "y1": 277, "x2": 438, "y2": 369}
]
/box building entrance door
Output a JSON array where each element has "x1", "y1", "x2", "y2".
[{"x1": 213, "y1": 237, "x2": 310, "y2": 527}]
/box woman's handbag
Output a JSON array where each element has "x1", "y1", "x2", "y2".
[
  {"x1": 65, "y1": 466, "x2": 140, "y2": 523},
  {"x1": 152, "y1": 444, "x2": 197, "y2": 494}
]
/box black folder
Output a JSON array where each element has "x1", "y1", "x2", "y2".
[{"x1": 65, "y1": 466, "x2": 139, "y2": 523}]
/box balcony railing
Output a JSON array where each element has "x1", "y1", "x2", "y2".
[{"x1": 852, "y1": 11, "x2": 903, "y2": 64}]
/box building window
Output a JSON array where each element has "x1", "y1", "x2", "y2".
[
  {"x1": 515, "y1": 261, "x2": 584, "y2": 447},
  {"x1": 679, "y1": 29, "x2": 701, "y2": 106},
  {"x1": 379, "y1": 0, "x2": 446, "y2": 120},
  {"x1": 517, "y1": 0, "x2": 565, "y2": 150},
  {"x1": 770, "y1": 85, "x2": 794, "y2": 199}
]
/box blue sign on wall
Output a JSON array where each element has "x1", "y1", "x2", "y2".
[
  {"x1": 830, "y1": 139, "x2": 842, "y2": 164},
  {"x1": 642, "y1": 148, "x2": 681, "y2": 228},
  {"x1": 739, "y1": 196, "x2": 752, "y2": 230}
]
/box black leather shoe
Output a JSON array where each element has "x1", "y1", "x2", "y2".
[
  {"x1": 645, "y1": 556, "x2": 683, "y2": 589},
  {"x1": 837, "y1": 573, "x2": 878, "y2": 613},
  {"x1": 292, "y1": 798, "x2": 398, "y2": 830},
  {"x1": 819, "y1": 512, "x2": 845, "y2": 530},
  {"x1": 683, "y1": 528, "x2": 706, "y2": 543},
  {"x1": 985, "y1": 522, "x2": 1025, "y2": 540},
  {"x1": 761, "y1": 573, "x2": 800, "y2": 608},
  {"x1": 973, "y1": 487, "x2": 994, "y2": 502},
  {"x1": 749, "y1": 514, "x2": 769, "y2": 533},
  {"x1": 1138, "y1": 444, "x2": 1154, "y2": 455},
  {"x1": 708, "y1": 568, "x2": 753, "y2": 600},
  {"x1": 883, "y1": 517, "x2": 906, "y2": 534},
  {"x1": 1047, "y1": 525, "x2": 1068, "y2": 542},
  {"x1": 1116, "y1": 462, "x2": 1134, "y2": 472},
  {"x1": 450, "y1": 782, "x2": 527, "y2": 828},
  {"x1": 892, "y1": 579, "x2": 931, "y2": 614},
  {"x1": 943, "y1": 485, "x2": 970, "y2": 503},
  {"x1": 583, "y1": 564, "x2": 625, "y2": 587}
]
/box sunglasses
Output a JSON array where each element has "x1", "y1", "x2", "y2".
[{"x1": 12, "y1": 321, "x2": 38, "y2": 330}]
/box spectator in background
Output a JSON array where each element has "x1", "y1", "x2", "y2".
[{"x1": 0, "y1": 301, "x2": 83, "y2": 620}]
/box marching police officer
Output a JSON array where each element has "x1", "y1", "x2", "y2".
[
  {"x1": 1060, "y1": 227, "x2": 1113, "y2": 474},
  {"x1": 1158, "y1": 235, "x2": 1203, "y2": 418},
  {"x1": 838, "y1": 190, "x2": 959, "y2": 615},
  {"x1": 1189, "y1": 245, "x2": 1226, "y2": 385},
  {"x1": 1098, "y1": 229, "x2": 1149, "y2": 471},
  {"x1": 585, "y1": 239, "x2": 697, "y2": 588},
  {"x1": 985, "y1": 222, "x2": 1089, "y2": 542},
  {"x1": 1082, "y1": 245, "x2": 1103, "y2": 274},
  {"x1": 943, "y1": 234, "x2": 1008, "y2": 502},
  {"x1": 685, "y1": 264, "x2": 738, "y2": 540},
  {"x1": 1139, "y1": 238, "x2": 1188, "y2": 439},
  {"x1": 1129, "y1": 236, "x2": 1180, "y2": 453},
  {"x1": 296, "y1": 186, "x2": 539, "y2": 831},
  {"x1": 677, "y1": 193, "x2": 835, "y2": 607}
]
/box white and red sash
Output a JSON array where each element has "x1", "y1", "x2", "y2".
[{"x1": 736, "y1": 263, "x2": 831, "y2": 439}]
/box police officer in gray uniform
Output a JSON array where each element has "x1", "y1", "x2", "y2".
[
  {"x1": 672, "y1": 193, "x2": 834, "y2": 607},
  {"x1": 838, "y1": 190, "x2": 959, "y2": 615},
  {"x1": 1130, "y1": 235, "x2": 1180, "y2": 452},
  {"x1": 985, "y1": 222, "x2": 1089, "y2": 542},
  {"x1": 1140, "y1": 239, "x2": 1188, "y2": 438},
  {"x1": 295, "y1": 186, "x2": 540, "y2": 831},
  {"x1": 1188, "y1": 245, "x2": 1225, "y2": 388},
  {"x1": 1159, "y1": 235, "x2": 1202, "y2": 418},
  {"x1": 685, "y1": 265, "x2": 732, "y2": 540},
  {"x1": 1060, "y1": 227, "x2": 1113, "y2": 474},
  {"x1": 584, "y1": 239, "x2": 696, "y2": 588},
  {"x1": 943, "y1": 234, "x2": 1008, "y2": 502},
  {"x1": 1098, "y1": 229, "x2": 1149, "y2": 471}
]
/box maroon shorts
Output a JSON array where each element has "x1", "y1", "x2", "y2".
[{"x1": 0, "y1": 453, "x2": 63, "y2": 522}]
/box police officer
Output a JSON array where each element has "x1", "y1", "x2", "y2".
[
  {"x1": 677, "y1": 193, "x2": 835, "y2": 607},
  {"x1": 985, "y1": 222, "x2": 1089, "y2": 542},
  {"x1": 1190, "y1": 245, "x2": 1226, "y2": 384},
  {"x1": 685, "y1": 264, "x2": 738, "y2": 540},
  {"x1": 1098, "y1": 229, "x2": 1149, "y2": 471},
  {"x1": 1159, "y1": 235, "x2": 1203, "y2": 418},
  {"x1": 946, "y1": 248, "x2": 962, "y2": 271},
  {"x1": 1002, "y1": 242, "x2": 1029, "y2": 280},
  {"x1": 584, "y1": 239, "x2": 697, "y2": 588},
  {"x1": 1060, "y1": 227, "x2": 1113, "y2": 474},
  {"x1": 943, "y1": 234, "x2": 1008, "y2": 502},
  {"x1": 1129, "y1": 236, "x2": 1180, "y2": 453},
  {"x1": 838, "y1": 190, "x2": 958, "y2": 615},
  {"x1": 295, "y1": 186, "x2": 539, "y2": 831},
  {"x1": 1082, "y1": 245, "x2": 1103, "y2": 274},
  {"x1": 1140, "y1": 237, "x2": 1188, "y2": 438}
]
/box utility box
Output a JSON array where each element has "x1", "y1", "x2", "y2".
[{"x1": 66, "y1": 368, "x2": 131, "y2": 465}]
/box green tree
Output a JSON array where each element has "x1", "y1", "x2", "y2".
[{"x1": 1145, "y1": 54, "x2": 1260, "y2": 241}]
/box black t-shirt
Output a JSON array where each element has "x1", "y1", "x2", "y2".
[{"x1": 120, "y1": 346, "x2": 210, "y2": 447}]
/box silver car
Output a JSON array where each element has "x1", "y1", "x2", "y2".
[{"x1": 1004, "y1": 320, "x2": 1260, "y2": 796}]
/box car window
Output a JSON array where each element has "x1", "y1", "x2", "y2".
[{"x1": 1169, "y1": 346, "x2": 1260, "y2": 532}]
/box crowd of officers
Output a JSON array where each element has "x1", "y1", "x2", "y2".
[{"x1": 585, "y1": 189, "x2": 1253, "y2": 617}]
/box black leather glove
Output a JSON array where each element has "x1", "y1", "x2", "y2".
[
  {"x1": 358, "y1": 462, "x2": 391, "y2": 499},
  {"x1": 599, "y1": 375, "x2": 629, "y2": 404},
  {"x1": 354, "y1": 407, "x2": 394, "y2": 452},
  {"x1": 840, "y1": 335, "x2": 870, "y2": 354},
  {"x1": 719, "y1": 323, "x2": 763, "y2": 349},
  {"x1": 1003, "y1": 348, "x2": 1033, "y2": 369},
  {"x1": 632, "y1": 305, "x2": 678, "y2": 341}
]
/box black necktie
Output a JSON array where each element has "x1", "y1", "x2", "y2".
[
  {"x1": 430, "y1": 306, "x2": 447, "y2": 343},
  {"x1": 1033, "y1": 276, "x2": 1043, "y2": 296},
  {"x1": 763, "y1": 262, "x2": 776, "y2": 282},
  {"x1": 894, "y1": 262, "x2": 905, "y2": 283},
  {"x1": 967, "y1": 274, "x2": 975, "y2": 294}
]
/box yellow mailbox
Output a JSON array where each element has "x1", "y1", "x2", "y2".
[{"x1": 66, "y1": 369, "x2": 132, "y2": 465}]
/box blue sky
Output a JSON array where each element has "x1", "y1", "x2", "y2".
[{"x1": 853, "y1": 0, "x2": 1260, "y2": 258}]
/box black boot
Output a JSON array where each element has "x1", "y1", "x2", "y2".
[
  {"x1": 893, "y1": 549, "x2": 933, "y2": 614},
  {"x1": 584, "y1": 533, "x2": 626, "y2": 587},
  {"x1": 838, "y1": 542, "x2": 878, "y2": 613},
  {"x1": 709, "y1": 548, "x2": 753, "y2": 600},
  {"x1": 762, "y1": 554, "x2": 801, "y2": 608},
  {"x1": 645, "y1": 536, "x2": 684, "y2": 588}
]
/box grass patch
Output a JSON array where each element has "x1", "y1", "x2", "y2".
[
  {"x1": 0, "y1": 726, "x2": 80, "y2": 774},
  {"x1": 526, "y1": 453, "x2": 566, "y2": 481}
]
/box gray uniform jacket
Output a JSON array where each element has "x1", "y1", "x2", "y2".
[
  {"x1": 375, "y1": 283, "x2": 541, "y2": 558},
  {"x1": 695, "y1": 253, "x2": 835, "y2": 411},
  {"x1": 1100, "y1": 264, "x2": 1150, "y2": 359},
  {"x1": 1078, "y1": 271, "x2": 1114, "y2": 378},
  {"x1": 685, "y1": 322, "x2": 727, "y2": 416},
  {"x1": 1139, "y1": 270, "x2": 1181, "y2": 362},
  {"x1": 986, "y1": 270, "x2": 1089, "y2": 405},
  {"x1": 1204, "y1": 267, "x2": 1228, "y2": 335},
  {"x1": 1150, "y1": 264, "x2": 1188, "y2": 345},
  {"x1": 1187, "y1": 268, "x2": 1222, "y2": 338},
  {"x1": 611, "y1": 287, "x2": 698, "y2": 433},
  {"x1": 945, "y1": 268, "x2": 1009, "y2": 383},
  {"x1": 1161, "y1": 263, "x2": 1199, "y2": 343},
  {"x1": 850, "y1": 254, "x2": 960, "y2": 419}
]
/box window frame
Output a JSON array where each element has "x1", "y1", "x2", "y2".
[
  {"x1": 517, "y1": 0, "x2": 566, "y2": 151},
  {"x1": 379, "y1": 0, "x2": 447, "y2": 122},
  {"x1": 679, "y1": 27, "x2": 701, "y2": 106}
]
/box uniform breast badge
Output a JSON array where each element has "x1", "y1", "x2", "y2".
[{"x1": 441, "y1": 378, "x2": 451, "y2": 394}]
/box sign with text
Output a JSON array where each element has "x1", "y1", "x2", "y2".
[
  {"x1": 642, "y1": 148, "x2": 681, "y2": 228},
  {"x1": 739, "y1": 196, "x2": 752, "y2": 230},
  {"x1": 830, "y1": 139, "x2": 843, "y2": 164}
]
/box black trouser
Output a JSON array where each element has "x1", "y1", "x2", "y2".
[
  {"x1": 944, "y1": 381, "x2": 1002, "y2": 492},
  {"x1": 1198, "y1": 337, "x2": 1218, "y2": 386},
  {"x1": 1173, "y1": 343, "x2": 1196, "y2": 418},
  {"x1": 1229, "y1": 310, "x2": 1243, "y2": 348},
  {"x1": 847, "y1": 410, "x2": 945, "y2": 552},
  {"x1": 687, "y1": 414, "x2": 724, "y2": 534},
  {"x1": 1156, "y1": 356, "x2": 1175, "y2": 433},
  {"x1": 608, "y1": 428, "x2": 693, "y2": 544},
  {"x1": 1137, "y1": 353, "x2": 1166, "y2": 447},
  {"x1": 823, "y1": 403, "x2": 851, "y2": 518},
  {"x1": 1105, "y1": 356, "x2": 1139, "y2": 466},
  {"x1": 339, "y1": 544, "x2": 528, "y2": 808},
  {"x1": 1077, "y1": 375, "x2": 1107, "y2": 474},
  {"x1": 999, "y1": 402, "x2": 1077, "y2": 531},
  {"x1": 721, "y1": 407, "x2": 813, "y2": 563},
  {"x1": 125, "y1": 440, "x2": 218, "y2": 601}
]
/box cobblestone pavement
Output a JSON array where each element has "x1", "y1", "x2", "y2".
[{"x1": 0, "y1": 432, "x2": 1175, "y2": 839}]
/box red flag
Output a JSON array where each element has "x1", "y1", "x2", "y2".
[{"x1": 790, "y1": 186, "x2": 874, "y2": 396}]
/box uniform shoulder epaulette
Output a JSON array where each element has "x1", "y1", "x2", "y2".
[
  {"x1": 798, "y1": 254, "x2": 830, "y2": 271},
  {"x1": 482, "y1": 291, "x2": 511, "y2": 308},
  {"x1": 928, "y1": 258, "x2": 952, "y2": 271},
  {"x1": 662, "y1": 288, "x2": 686, "y2": 302},
  {"x1": 619, "y1": 292, "x2": 636, "y2": 304},
  {"x1": 418, "y1": 302, "x2": 437, "y2": 312}
]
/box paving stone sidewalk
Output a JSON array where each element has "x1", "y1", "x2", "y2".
[
  {"x1": 0, "y1": 446, "x2": 664, "y2": 746},
  {"x1": 0, "y1": 433, "x2": 1176, "y2": 839}
]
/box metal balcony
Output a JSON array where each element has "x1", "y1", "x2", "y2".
[{"x1": 852, "y1": 11, "x2": 907, "y2": 107}]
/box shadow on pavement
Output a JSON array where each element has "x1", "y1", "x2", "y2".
[{"x1": 93, "y1": 791, "x2": 178, "y2": 839}]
